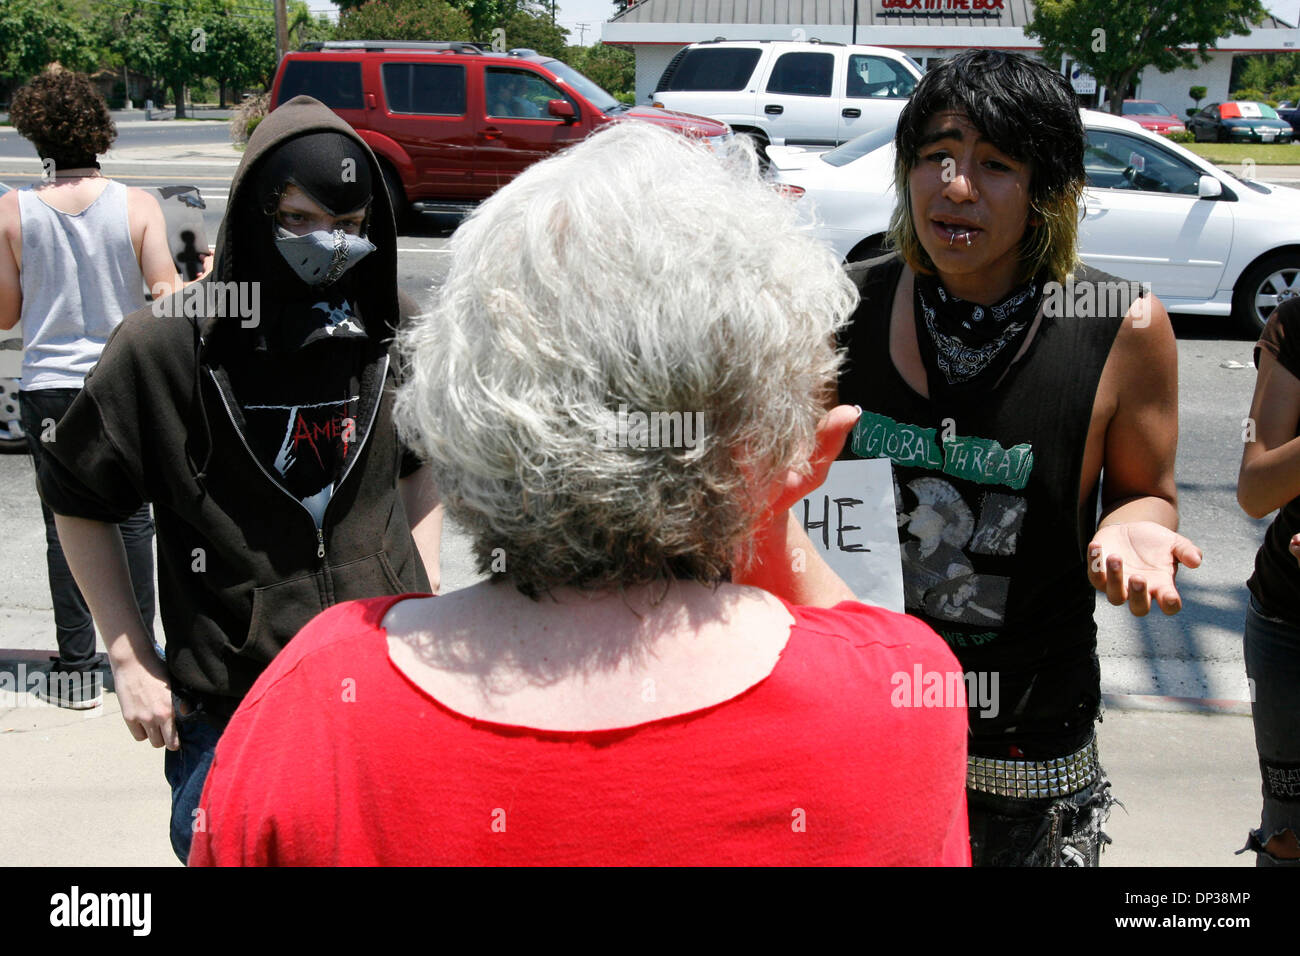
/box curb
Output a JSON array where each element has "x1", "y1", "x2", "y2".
[
  {"x1": 0, "y1": 157, "x2": 241, "y2": 170},
  {"x1": 1102, "y1": 692, "x2": 1252, "y2": 717}
]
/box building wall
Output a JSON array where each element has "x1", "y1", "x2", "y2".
[
  {"x1": 635, "y1": 44, "x2": 686, "y2": 102},
  {"x1": 1137, "y1": 54, "x2": 1234, "y2": 121}
]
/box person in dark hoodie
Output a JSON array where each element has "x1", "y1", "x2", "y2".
[{"x1": 37, "y1": 96, "x2": 442, "y2": 863}]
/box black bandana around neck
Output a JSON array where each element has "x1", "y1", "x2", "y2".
[{"x1": 913, "y1": 270, "x2": 1046, "y2": 402}]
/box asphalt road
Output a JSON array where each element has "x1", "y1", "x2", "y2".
[{"x1": 0, "y1": 160, "x2": 1277, "y2": 705}]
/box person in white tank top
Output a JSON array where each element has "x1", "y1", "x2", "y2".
[{"x1": 0, "y1": 65, "x2": 203, "y2": 708}]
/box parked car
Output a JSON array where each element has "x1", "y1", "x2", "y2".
[
  {"x1": 1188, "y1": 101, "x2": 1294, "y2": 143},
  {"x1": 766, "y1": 109, "x2": 1300, "y2": 335},
  {"x1": 1277, "y1": 105, "x2": 1300, "y2": 136},
  {"x1": 1121, "y1": 100, "x2": 1185, "y2": 136},
  {"x1": 0, "y1": 182, "x2": 23, "y2": 453},
  {"x1": 651, "y1": 39, "x2": 922, "y2": 154},
  {"x1": 271, "y1": 41, "x2": 729, "y2": 223}
]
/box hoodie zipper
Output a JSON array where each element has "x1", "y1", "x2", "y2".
[
  {"x1": 206, "y1": 352, "x2": 390, "y2": 566},
  {"x1": 321, "y1": 353, "x2": 390, "y2": 529},
  {"x1": 208, "y1": 369, "x2": 328, "y2": 562}
]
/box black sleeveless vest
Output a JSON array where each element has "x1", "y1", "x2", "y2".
[{"x1": 837, "y1": 255, "x2": 1128, "y2": 758}]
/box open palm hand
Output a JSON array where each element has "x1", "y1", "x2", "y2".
[{"x1": 1087, "y1": 521, "x2": 1203, "y2": 616}]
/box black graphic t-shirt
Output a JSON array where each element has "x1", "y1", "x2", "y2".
[
  {"x1": 837, "y1": 256, "x2": 1127, "y2": 758},
  {"x1": 226, "y1": 298, "x2": 371, "y2": 527}
]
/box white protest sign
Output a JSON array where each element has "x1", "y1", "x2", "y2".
[{"x1": 797, "y1": 458, "x2": 904, "y2": 612}]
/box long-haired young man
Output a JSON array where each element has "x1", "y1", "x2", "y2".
[{"x1": 834, "y1": 51, "x2": 1202, "y2": 866}]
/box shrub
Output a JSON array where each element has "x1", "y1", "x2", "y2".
[
  {"x1": 229, "y1": 91, "x2": 269, "y2": 145},
  {"x1": 1166, "y1": 130, "x2": 1196, "y2": 143}
]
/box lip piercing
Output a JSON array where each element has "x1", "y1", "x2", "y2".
[{"x1": 948, "y1": 230, "x2": 974, "y2": 247}]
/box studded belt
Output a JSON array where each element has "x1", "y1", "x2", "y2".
[{"x1": 967, "y1": 737, "x2": 1100, "y2": 799}]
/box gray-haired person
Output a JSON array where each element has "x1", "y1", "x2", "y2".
[{"x1": 189, "y1": 122, "x2": 971, "y2": 866}]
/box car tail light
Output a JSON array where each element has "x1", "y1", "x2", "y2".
[{"x1": 771, "y1": 184, "x2": 805, "y2": 200}]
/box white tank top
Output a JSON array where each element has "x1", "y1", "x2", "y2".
[{"x1": 17, "y1": 180, "x2": 148, "y2": 389}]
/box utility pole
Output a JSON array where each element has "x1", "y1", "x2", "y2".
[
  {"x1": 275, "y1": 0, "x2": 289, "y2": 60},
  {"x1": 576, "y1": 22, "x2": 590, "y2": 44},
  {"x1": 551, "y1": 0, "x2": 556, "y2": 25}
]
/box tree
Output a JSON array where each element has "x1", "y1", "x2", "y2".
[
  {"x1": 564, "y1": 43, "x2": 633, "y2": 96},
  {"x1": 336, "y1": 0, "x2": 472, "y2": 43},
  {"x1": 0, "y1": 0, "x2": 97, "y2": 91},
  {"x1": 288, "y1": 0, "x2": 336, "y2": 49},
  {"x1": 501, "y1": 7, "x2": 568, "y2": 58},
  {"x1": 1025, "y1": 0, "x2": 1270, "y2": 115},
  {"x1": 204, "y1": 1, "x2": 276, "y2": 105},
  {"x1": 93, "y1": 0, "x2": 228, "y2": 118},
  {"x1": 1231, "y1": 52, "x2": 1300, "y2": 97},
  {"x1": 334, "y1": 0, "x2": 523, "y2": 40},
  {"x1": 94, "y1": 1, "x2": 168, "y2": 105}
]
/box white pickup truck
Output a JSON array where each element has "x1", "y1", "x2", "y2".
[{"x1": 652, "y1": 39, "x2": 922, "y2": 154}]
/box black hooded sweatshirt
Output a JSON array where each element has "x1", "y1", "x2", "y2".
[{"x1": 38, "y1": 97, "x2": 429, "y2": 718}]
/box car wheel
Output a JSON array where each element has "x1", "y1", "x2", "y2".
[
  {"x1": 1233, "y1": 252, "x2": 1300, "y2": 337},
  {"x1": 0, "y1": 378, "x2": 27, "y2": 454},
  {"x1": 379, "y1": 162, "x2": 409, "y2": 234}
]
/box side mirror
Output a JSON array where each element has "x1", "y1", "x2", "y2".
[
  {"x1": 547, "y1": 99, "x2": 576, "y2": 122},
  {"x1": 1197, "y1": 174, "x2": 1223, "y2": 199}
]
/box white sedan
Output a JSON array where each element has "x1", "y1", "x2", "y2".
[{"x1": 767, "y1": 109, "x2": 1300, "y2": 335}]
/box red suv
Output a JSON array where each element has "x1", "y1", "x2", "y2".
[{"x1": 270, "y1": 41, "x2": 730, "y2": 222}]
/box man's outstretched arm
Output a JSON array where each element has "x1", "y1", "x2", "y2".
[
  {"x1": 1088, "y1": 294, "x2": 1203, "y2": 616},
  {"x1": 54, "y1": 513, "x2": 177, "y2": 748}
]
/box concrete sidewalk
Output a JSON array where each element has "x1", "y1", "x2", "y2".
[{"x1": 0, "y1": 142, "x2": 242, "y2": 171}]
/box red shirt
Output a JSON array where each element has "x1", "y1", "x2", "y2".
[{"x1": 190, "y1": 594, "x2": 970, "y2": 866}]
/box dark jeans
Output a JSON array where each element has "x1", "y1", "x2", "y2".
[
  {"x1": 1240, "y1": 595, "x2": 1300, "y2": 866},
  {"x1": 966, "y1": 756, "x2": 1115, "y2": 866},
  {"x1": 20, "y1": 388, "x2": 155, "y2": 669},
  {"x1": 163, "y1": 692, "x2": 226, "y2": 865}
]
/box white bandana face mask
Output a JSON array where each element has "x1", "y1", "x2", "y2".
[{"x1": 274, "y1": 226, "x2": 376, "y2": 288}]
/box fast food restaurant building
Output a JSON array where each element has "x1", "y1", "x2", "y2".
[{"x1": 604, "y1": 0, "x2": 1299, "y2": 113}]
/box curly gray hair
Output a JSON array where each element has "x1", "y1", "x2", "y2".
[{"x1": 394, "y1": 121, "x2": 857, "y2": 596}]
